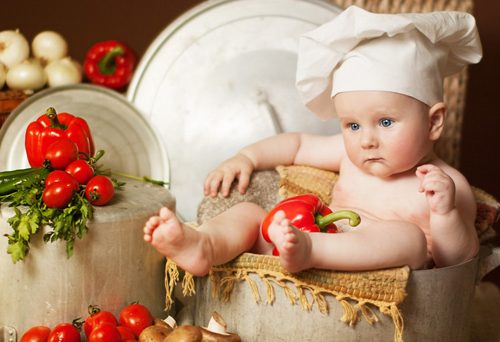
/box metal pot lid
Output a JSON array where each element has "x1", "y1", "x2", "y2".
[
  {"x1": 128, "y1": 0, "x2": 343, "y2": 221},
  {"x1": 0, "y1": 84, "x2": 170, "y2": 185}
]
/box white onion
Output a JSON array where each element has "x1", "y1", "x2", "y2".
[
  {"x1": 6, "y1": 58, "x2": 47, "y2": 91},
  {"x1": 0, "y1": 30, "x2": 30, "y2": 68},
  {"x1": 32, "y1": 31, "x2": 68, "y2": 64},
  {"x1": 45, "y1": 57, "x2": 82, "y2": 87},
  {"x1": 0, "y1": 61, "x2": 6, "y2": 89}
]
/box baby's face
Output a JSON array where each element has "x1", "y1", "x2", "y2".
[{"x1": 334, "y1": 91, "x2": 433, "y2": 177}]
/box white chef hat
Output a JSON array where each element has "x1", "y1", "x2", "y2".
[{"x1": 296, "y1": 6, "x2": 483, "y2": 120}]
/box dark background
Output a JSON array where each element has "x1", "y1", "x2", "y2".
[{"x1": 2, "y1": 0, "x2": 499, "y2": 283}]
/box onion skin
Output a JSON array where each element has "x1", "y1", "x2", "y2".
[
  {"x1": 0, "y1": 61, "x2": 6, "y2": 88},
  {"x1": 32, "y1": 30, "x2": 68, "y2": 65},
  {"x1": 45, "y1": 57, "x2": 82, "y2": 87},
  {"x1": 6, "y1": 58, "x2": 47, "y2": 91},
  {"x1": 0, "y1": 30, "x2": 30, "y2": 68}
]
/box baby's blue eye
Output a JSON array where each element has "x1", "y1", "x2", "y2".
[
  {"x1": 350, "y1": 123, "x2": 360, "y2": 131},
  {"x1": 380, "y1": 119, "x2": 393, "y2": 127}
]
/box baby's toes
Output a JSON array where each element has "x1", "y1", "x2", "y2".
[{"x1": 273, "y1": 210, "x2": 287, "y2": 224}]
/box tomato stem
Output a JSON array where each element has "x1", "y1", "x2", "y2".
[
  {"x1": 91, "y1": 150, "x2": 105, "y2": 163},
  {"x1": 110, "y1": 172, "x2": 168, "y2": 186}
]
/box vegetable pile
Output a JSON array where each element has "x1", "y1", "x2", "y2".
[
  {"x1": 0, "y1": 29, "x2": 138, "y2": 93},
  {"x1": 0, "y1": 29, "x2": 82, "y2": 92},
  {"x1": 0, "y1": 106, "x2": 167, "y2": 263},
  {"x1": 20, "y1": 305, "x2": 241, "y2": 342},
  {"x1": 20, "y1": 303, "x2": 157, "y2": 342}
]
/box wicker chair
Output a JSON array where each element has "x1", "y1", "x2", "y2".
[{"x1": 167, "y1": 1, "x2": 500, "y2": 341}]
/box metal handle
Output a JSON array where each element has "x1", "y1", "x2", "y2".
[
  {"x1": 0, "y1": 326, "x2": 17, "y2": 342},
  {"x1": 255, "y1": 89, "x2": 283, "y2": 135},
  {"x1": 476, "y1": 245, "x2": 500, "y2": 284}
]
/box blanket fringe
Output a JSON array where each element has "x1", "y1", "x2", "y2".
[
  {"x1": 164, "y1": 258, "x2": 179, "y2": 311},
  {"x1": 165, "y1": 254, "x2": 409, "y2": 342}
]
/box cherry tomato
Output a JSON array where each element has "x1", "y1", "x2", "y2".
[
  {"x1": 88, "y1": 322, "x2": 122, "y2": 342},
  {"x1": 84, "y1": 306, "x2": 119, "y2": 338},
  {"x1": 119, "y1": 304, "x2": 153, "y2": 338},
  {"x1": 44, "y1": 140, "x2": 79, "y2": 170},
  {"x1": 47, "y1": 323, "x2": 80, "y2": 342},
  {"x1": 116, "y1": 327, "x2": 135, "y2": 342},
  {"x1": 20, "y1": 326, "x2": 51, "y2": 342},
  {"x1": 43, "y1": 182, "x2": 75, "y2": 209},
  {"x1": 46, "y1": 170, "x2": 79, "y2": 191},
  {"x1": 65, "y1": 160, "x2": 94, "y2": 185},
  {"x1": 85, "y1": 176, "x2": 114, "y2": 206}
]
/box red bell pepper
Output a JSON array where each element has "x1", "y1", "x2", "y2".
[
  {"x1": 261, "y1": 194, "x2": 361, "y2": 255},
  {"x1": 83, "y1": 40, "x2": 137, "y2": 90},
  {"x1": 25, "y1": 107, "x2": 95, "y2": 167}
]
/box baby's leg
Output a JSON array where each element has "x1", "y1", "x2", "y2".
[
  {"x1": 308, "y1": 220, "x2": 429, "y2": 271},
  {"x1": 268, "y1": 215, "x2": 428, "y2": 272},
  {"x1": 143, "y1": 202, "x2": 268, "y2": 276}
]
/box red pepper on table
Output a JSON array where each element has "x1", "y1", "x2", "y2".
[
  {"x1": 261, "y1": 194, "x2": 361, "y2": 255},
  {"x1": 25, "y1": 107, "x2": 95, "y2": 167},
  {"x1": 83, "y1": 40, "x2": 137, "y2": 90}
]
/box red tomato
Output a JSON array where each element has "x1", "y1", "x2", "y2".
[
  {"x1": 44, "y1": 140, "x2": 79, "y2": 170},
  {"x1": 65, "y1": 160, "x2": 94, "y2": 185},
  {"x1": 85, "y1": 176, "x2": 114, "y2": 206},
  {"x1": 20, "y1": 326, "x2": 51, "y2": 342},
  {"x1": 116, "y1": 327, "x2": 135, "y2": 342},
  {"x1": 119, "y1": 304, "x2": 153, "y2": 338},
  {"x1": 88, "y1": 322, "x2": 122, "y2": 342},
  {"x1": 46, "y1": 171, "x2": 79, "y2": 191},
  {"x1": 47, "y1": 323, "x2": 80, "y2": 342},
  {"x1": 43, "y1": 182, "x2": 75, "y2": 209},
  {"x1": 84, "y1": 306, "x2": 119, "y2": 338}
]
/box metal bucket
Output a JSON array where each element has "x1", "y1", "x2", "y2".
[
  {"x1": 185, "y1": 245, "x2": 500, "y2": 341},
  {"x1": 0, "y1": 177, "x2": 175, "y2": 341}
]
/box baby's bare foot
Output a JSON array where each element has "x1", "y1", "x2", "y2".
[
  {"x1": 267, "y1": 210, "x2": 313, "y2": 272},
  {"x1": 143, "y1": 207, "x2": 212, "y2": 276}
]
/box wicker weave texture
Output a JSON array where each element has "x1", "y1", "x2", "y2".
[{"x1": 327, "y1": 0, "x2": 473, "y2": 168}]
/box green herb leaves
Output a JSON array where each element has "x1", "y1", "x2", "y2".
[{"x1": 1, "y1": 176, "x2": 93, "y2": 263}]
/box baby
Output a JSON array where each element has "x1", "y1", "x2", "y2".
[{"x1": 144, "y1": 7, "x2": 483, "y2": 276}]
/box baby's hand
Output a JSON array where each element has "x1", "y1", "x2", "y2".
[
  {"x1": 416, "y1": 164, "x2": 456, "y2": 215},
  {"x1": 204, "y1": 154, "x2": 254, "y2": 197}
]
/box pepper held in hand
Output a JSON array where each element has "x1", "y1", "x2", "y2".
[
  {"x1": 261, "y1": 194, "x2": 361, "y2": 255},
  {"x1": 83, "y1": 40, "x2": 137, "y2": 90},
  {"x1": 25, "y1": 107, "x2": 95, "y2": 167}
]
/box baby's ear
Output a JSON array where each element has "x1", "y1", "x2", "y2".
[{"x1": 428, "y1": 102, "x2": 447, "y2": 141}]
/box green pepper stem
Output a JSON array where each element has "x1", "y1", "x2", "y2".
[
  {"x1": 315, "y1": 210, "x2": 361, "y2": 230},
  {"x1": 98, "y1": 46, "x2": 125, "y2": 75},
  {"x1": 46, "y1": 107, "x2": 66, "y2": 130}
]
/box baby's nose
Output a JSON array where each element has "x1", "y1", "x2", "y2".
[{"x1": 360, "y1": 131, "x2": 378, "y2": 149}]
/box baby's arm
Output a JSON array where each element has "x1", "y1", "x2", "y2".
[
  {"x1": 416, "y1": 164, "x2": 478, "y2": 267},
  {"x1": 204, "y1": 133, "x2": 345, "y2": 197}
]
